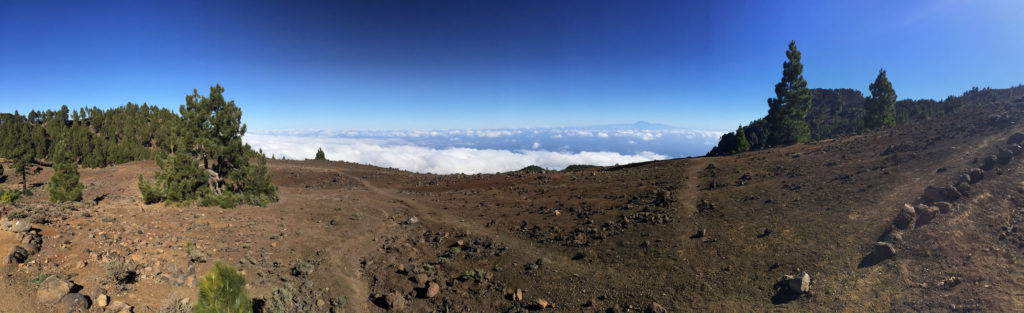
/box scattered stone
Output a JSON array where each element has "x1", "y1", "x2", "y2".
[
  {"x1": 786, "y1": 272, "x2": 810, "y2": 293},
  {"x1": 383, "y1": 292, "x2": 405, "y2": 310},
  {"x1": 893, "y1": 204, "x2": 916, "y2": 230},
  {"x1": 60, "y1": 293, "x2": 90, "y2": 313},
  {"x1": 406, "y1": 216, "x2": 419, "y2": 225},
  {"x1": 644, "y1": 302, "x2": 668, "y2": 313},
  {"x1": 981, "y1": 155, "x2": 998, "y2": 170},
  {"x1": 933, "y1": 201, "x2": 953, "y2": 214},
  {"x1": 37, "y1": 276, "x2": 73, "y2": 305},
  {"x1": 424, "y1": 282, "x2": 440, "y2": 298},
  {"x1": 413, "y1": 274, "x2": 429, "y2": 284},
  {"x1": 512, "y1": 288, "x2": 524, "y2": 301},
  {"x1": 291, "y1": 262, "x2": 314, "y2": 277},
  {"x1": 914, "y1": 204, "x2": 940, "y2": 227},
  {"x1": 97, "y1": 294, "x2": 109, "y2": 307},
  {"x1": 536, "y1": 258, "x2": 550, "y2": 266},
  {"x1": 5, "y1": 245, "x2": 28, "y2": 264},
  {"x1": 533, "y1": 299, "x2": 550, "y2": 310},
  {"x1": 1008, "y1": 132, "x2": 1024, "y2": 145},
  {"x1": 997, "y1": 147, "x2": 1014, "y2": 164},
  {"x1": 106, "y1": 300, "x2": 133, "y2": 313},
  {"x1": 694, "y1": 228, "x2": 706, "y2": 238},
  {"x1": 967, "y1": 168, "x2": 984, "y2": 184},
  {"x1": 1011, "y1": 144, "x2": 1024, "y2": 156},
  {"x1": 872, "y1": 242, "x2": 897, "y2": 260}
]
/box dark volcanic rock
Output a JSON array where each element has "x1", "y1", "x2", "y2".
[
  {"x1": 967, "y1": 168, "x2": 984, "y2": 184},
  {"x1": 997, "y1": 147, "x2": 1014, "y2": 165},
  {"x1": 872, "y1": 242, "x2": 897, "y2": 260},
  {"x1": 1011, "y1": 144, "x2": 1024, "y2": 156},
  {"x1": 1008, "y1": 132, "x2": 1024, "y2": 145},
  {"x1": 5, "y1": 245, "x2": 28, "y2": 264},
  {"x1": 60, "y1": 293, "x2": 90, "y2": 313},
  {"x1": 922, "y1": 185, "x2": 960, "y2": 203},
  {"x1": 981, "y1": 155, "x2": 998, "y2": 170},
  {"x1": 914, "y1": 205, "x2": 940, "y2": 227},
  {"x1": 933, "y1": 202, "x2": 953, "y2": 214},
  {"x1": 894, "y1": 204, "x2": 916, "y2": 230}
]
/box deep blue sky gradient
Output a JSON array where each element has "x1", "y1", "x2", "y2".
[{"x1": 2, "y1": 0, "x2": 1022, "y2": 130}]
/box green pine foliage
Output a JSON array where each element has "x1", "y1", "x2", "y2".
[
  {"x1": 155, "y1": 152, "x2": 210, "y2": 203},
  {"x1": 1, "y1": 112, "x2": 38, "y2": 191},
  {"x1": 48, "y1": 139, "x2": 84, "y2": 202},
  {"x1": 315, "y1": 147, "x2": 326, "y2": 160},
  {"x1": 766, "y1": 40, "x2": 813, "y2": 146},
  {"x1": 735, "y1": 125, "x2": 750, "y2": 153},
  {"x1": 137, "y1": 174, "x2": 164, "y2": 204},
  {"x1": 195, "y1": 261, "x2": 252, "y2": 313},
  {"x1": 226, "y1": 150, "x2": 279, "y2": 206},
  {"x1": 864, "y1": 68, "x2": 897, "y2": 129}
]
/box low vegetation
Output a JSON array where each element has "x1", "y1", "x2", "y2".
[{"x1": 195, "y1": 261, "x2": 252, "y2": 313}]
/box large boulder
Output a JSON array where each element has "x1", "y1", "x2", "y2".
[
  {"x1": 872, "y1": 242, "x2": 897, "y2": 260},
  {"x1": 9, "y1": 220, "x2": 31, "y2": 233},
  {"x1": 37, "y1": 276, "x2": 72, "y2": 305},
  {"x1": 894, "y1": 204, "x2": 916, "y2": 230},
  {"x1": 922, "y1": 185, "x2": 960, "y2": 204}
]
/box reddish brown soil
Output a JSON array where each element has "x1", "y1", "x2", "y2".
[{"x1": 2, "y1": 102, "x2": 1024, "y2": 312}]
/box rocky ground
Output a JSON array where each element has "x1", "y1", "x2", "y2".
[{"x1": 2, "y1": 102, "x2": 1024, "y2": 312}]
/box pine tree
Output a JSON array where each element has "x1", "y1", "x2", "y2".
[
  {"x1": 864, "y1": 68, "x2": 897, "y2": 129},
  {"x1": 735, "y1": 125, "x2": 750, "y2": 153},
  {"x1": 314, "y1": 148, "x2": 326, "y2": 160},
  {"x1": 767, "y1": 41, "x2": 813, "y2": 146},
  {"x1": 1, "y1": 113, "x2": 37, "y2": 191},
  {"x1": 48, "y1": 139, "x2": 84, "y2": 202}
]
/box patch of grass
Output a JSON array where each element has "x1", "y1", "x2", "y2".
[{"x1": 30, "y1": 273, "x2": 50, "y2": 284}]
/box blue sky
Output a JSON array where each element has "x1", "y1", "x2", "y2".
[{"x1": 1, "y1": 0, "x2": 1022, "y2": 131}]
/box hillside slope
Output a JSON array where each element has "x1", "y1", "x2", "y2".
[{"x1": 1, "y1": 97, "x2": 1023, "y2": 312}]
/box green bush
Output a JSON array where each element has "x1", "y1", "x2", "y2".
[
  {"x1": 156, "y1": 152, "x2": 209, "y2": 203},
  {"x1": 195, "y1": 261, "x2": 252, "y2": 313},
  {"x1": 138, "y1": 174, "x2": 164, "y2": 204},
  {"x1": 314, "y1": 147, "x2": 326, "y2": 161},
  {"x1": 0, "y1": 189, "x2": 19, "y2": 204},
  {"x1": 201, "y1": 191, "x2": 239, "y2": 209}
]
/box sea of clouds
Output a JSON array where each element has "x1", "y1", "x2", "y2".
[{"x1": 244, "y1": 124, "x2": 724, "y2": 174}]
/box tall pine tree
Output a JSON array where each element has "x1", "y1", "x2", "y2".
[
  {"x1": 767, "y1": 41, "x2": 813, "y2": 146},
  {"x1": 1, "y1": 112, "x2": 37, "y2": 191},
  {"x1": 48, "y1": 139, "x2": 84, "y2": 202},
  {"x1": 864, "y1": 68, "x2": 897, "y2": 129}
]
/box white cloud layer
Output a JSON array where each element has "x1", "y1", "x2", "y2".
[{"x1": 245, "y1": 133, "x2": 667, "y2": 174}]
